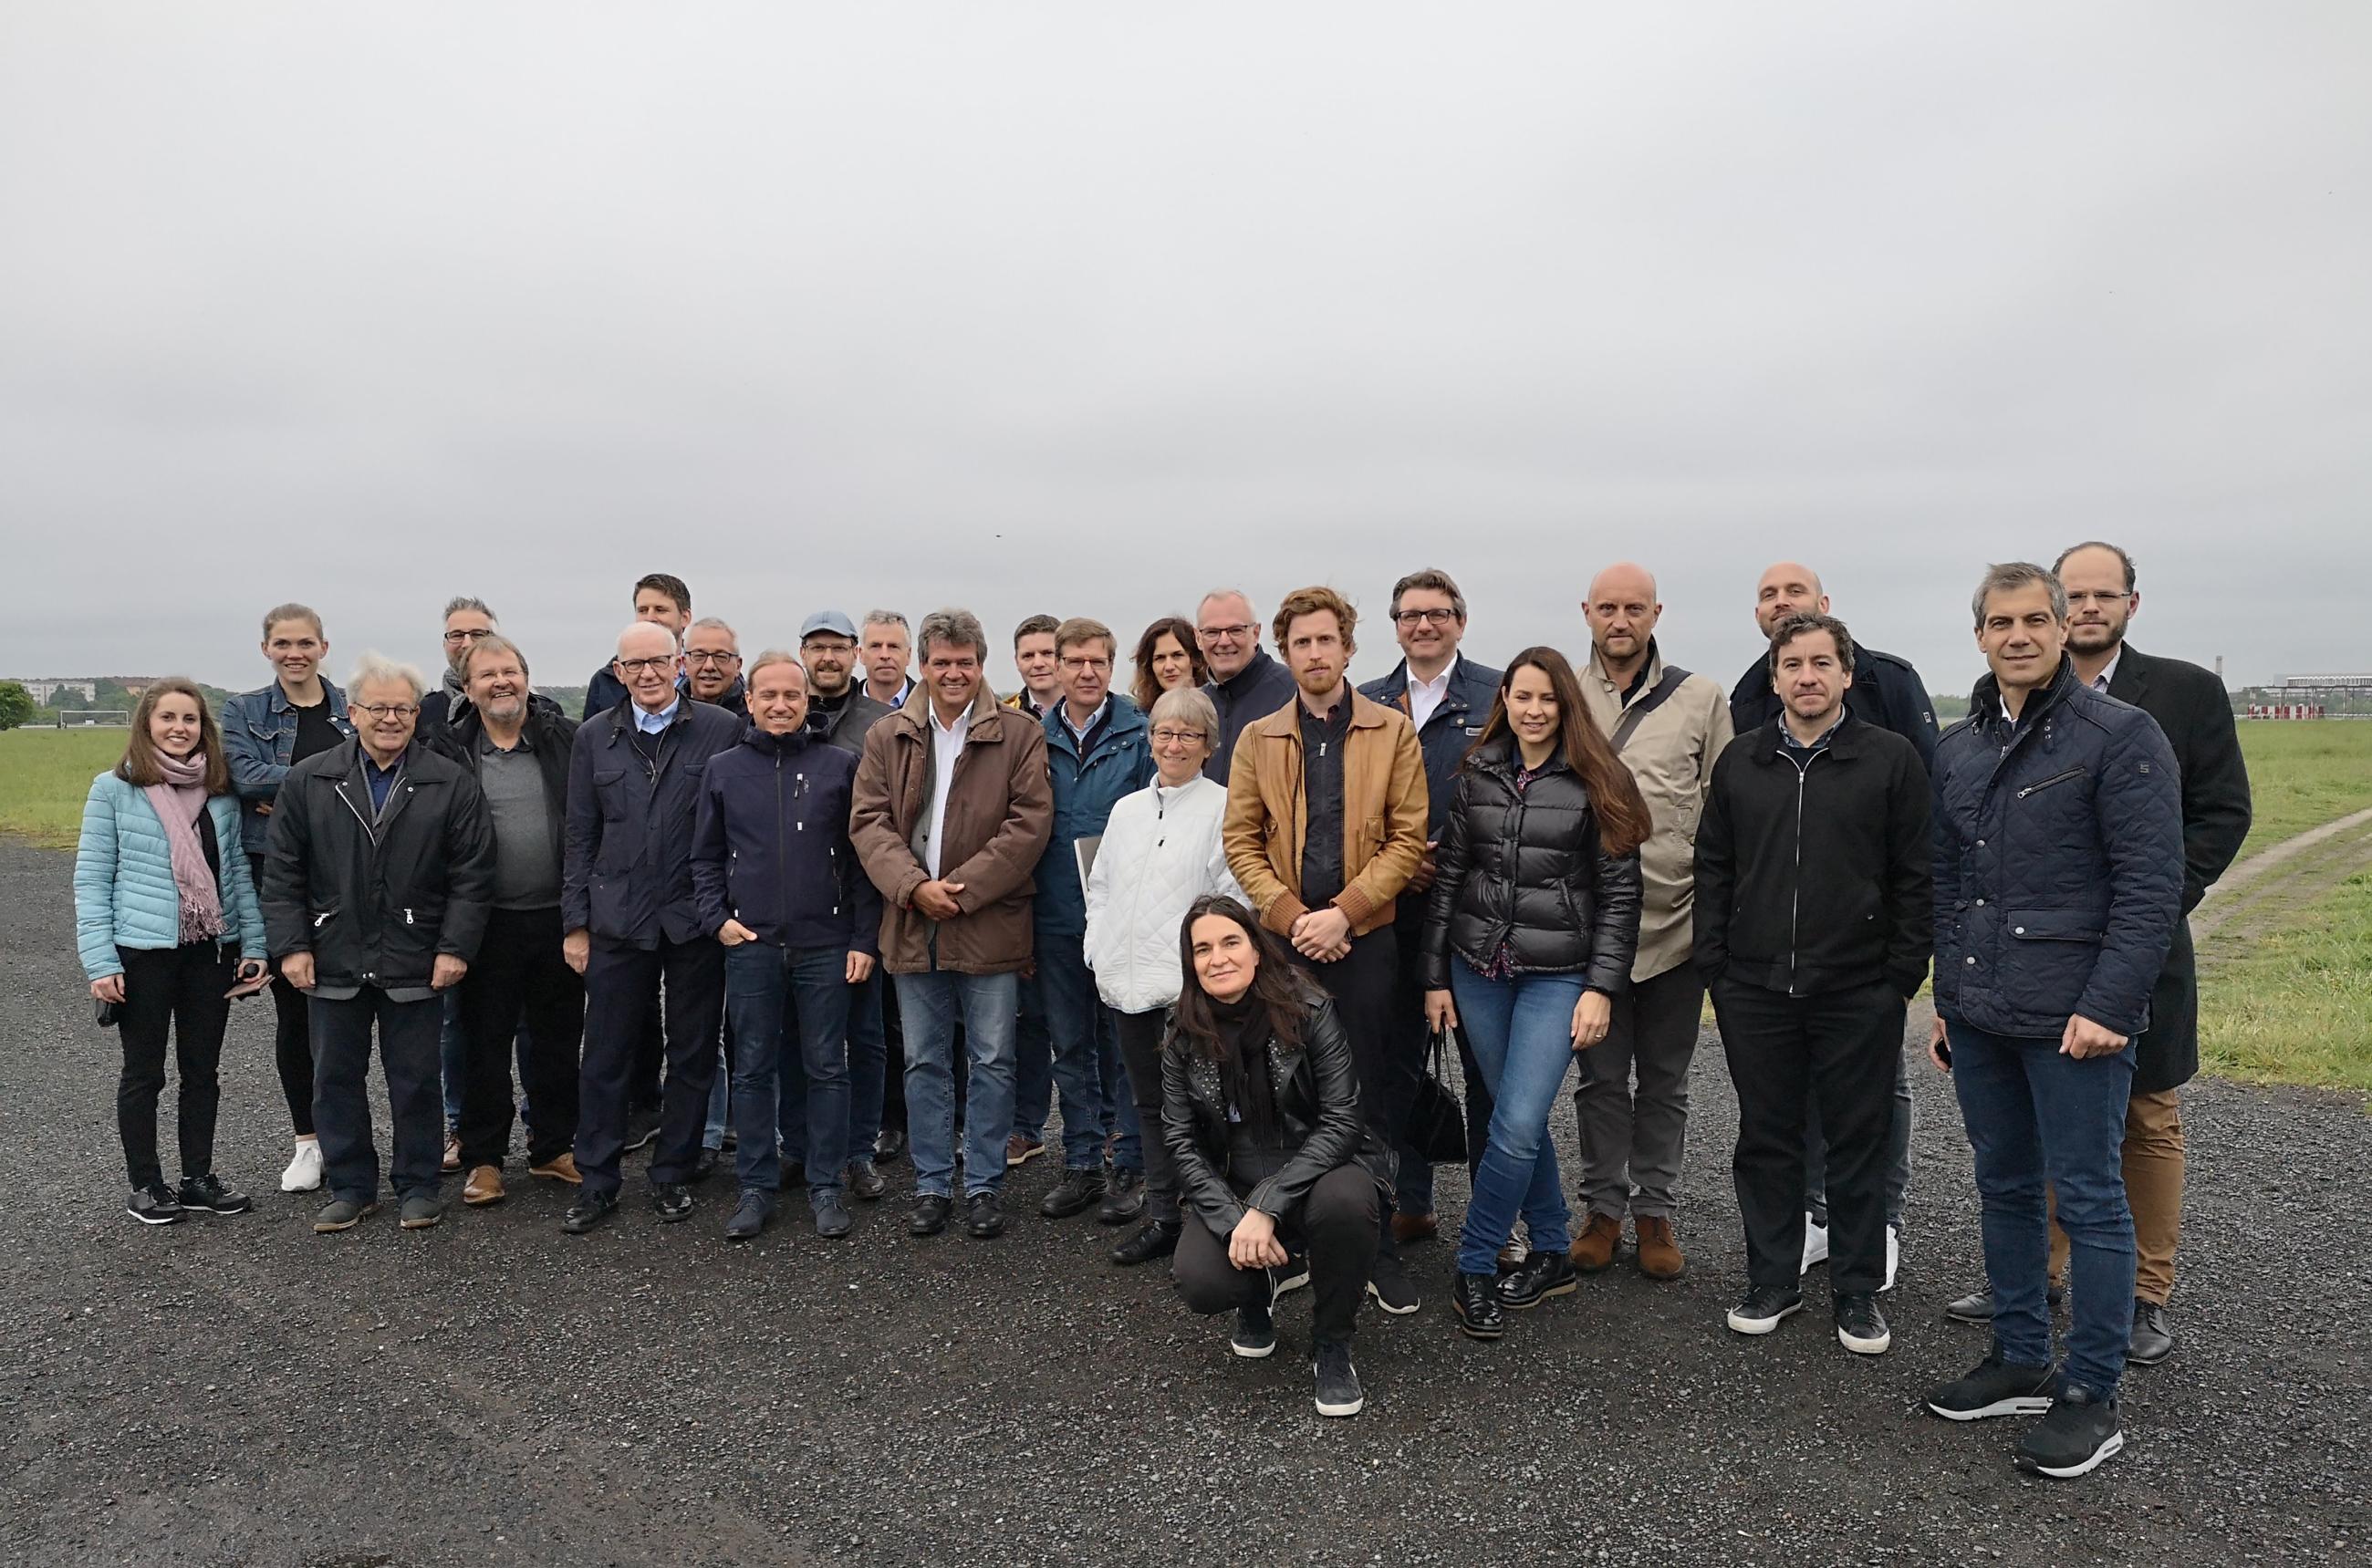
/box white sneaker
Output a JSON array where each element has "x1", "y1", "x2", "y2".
[
  {"x1": 280, "y1": 1139, "x2": 323, "y2": 1193},
  {"x1": 1882, "y1": 1222, "x2": 1901, "y2": 1293},
  {"x1": 1800, "y1": 1213, "x2": 1830, "y2": 1273}
]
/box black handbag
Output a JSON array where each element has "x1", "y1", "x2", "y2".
[{"x1": 1405, "y1": 1025, "x2": 1469, "y2": 1165}]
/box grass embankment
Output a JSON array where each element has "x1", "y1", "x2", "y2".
[{"x1": 0, "y1": 729, "x2": 134, "y2": 848}]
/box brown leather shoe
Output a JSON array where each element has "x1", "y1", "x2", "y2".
[
  {"x1": 529, "y1": 1152, "x2": 583, "y2": 1185},
  {"x1": 442, "y1": 1133, "x2": 463, "y2": 1173},
  {"x1": 1634, "y1": 1214, "x2": 1685, "y2": 1280},
  {"x1": 1391, "y1": 1210, "x2": 1440, "y2": 1245},
  {"x1": 462, "y1": 1165, "x2": 505, "y2": 1206},
  {"x1": 1568, "y1": 1211, "x2": 1623, "y2": 1272}
]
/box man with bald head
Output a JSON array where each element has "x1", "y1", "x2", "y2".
[
  {"x1": 559, "y1": 620, "x2": 744, "y2": 1233},
  {"x1": 1197, "y1": 587, "x2": 1297, "y2": 782},
  {"x1": 1569, "y1": 564, "x2": 1733, "y2": 1281},
  {"x1": 1730, "y1": 561, "x2": 1939, "y2": 1290}
]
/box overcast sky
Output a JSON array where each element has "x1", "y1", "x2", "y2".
[{"x1": 4, "y1": 3, "x2": 2366, "y2": 699}]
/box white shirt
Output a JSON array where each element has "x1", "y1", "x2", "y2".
[
  {"x1": 1407, "y1": 658, "x2": 1457, "y2": 732},
  {"x1": 923, "y1": 703, "x2": 971, "y2": 878},
  {"x1": 2088, "y1": 649, "x2": 2123, "y2": 694}
]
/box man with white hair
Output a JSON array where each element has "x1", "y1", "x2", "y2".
[
  {"x1": 1196, "y1": 587, "x2": 1296, "y2": 783},
  {"x1": 261, "y1": 652, "x2": 496, "y2": 1234}
]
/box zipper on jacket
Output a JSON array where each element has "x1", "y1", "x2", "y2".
[
  {"x1": 2015, "y1": 767, "x2": 2086, "y2": 799},
  {"x1": 1783, "y1": 748, "x2": 1826, "y2": 995}
]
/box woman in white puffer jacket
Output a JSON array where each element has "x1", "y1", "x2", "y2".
[{"x1": 1085, "y1": 687, "x2": 1243, "y2": 1267}]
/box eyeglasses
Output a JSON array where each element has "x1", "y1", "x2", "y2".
[
  {"x1": 1150, "y1": 727, "x2": 1207, "y2": 746},
  {"x1": 1060, "y1": 656, "x2": 1112, "y2": 673},
  {"x1": 1197, "y1": 623, "x2": 1252, "y2": 641},
  {"x1": 1392, "y1": 608, "x2": 1458, "y2": 627},
  {"x1": 355, "y1": 702, "x2": 420, "y2": 719},
  {"x1": 616, "y1": 655, "x2": 676, "y2": 675},
  {"x1": 442, "y1": 628, "x2": 494, "y2": 644},
  {"x1": 686, "y1": 650, "x2": 741, "y2": 666}
]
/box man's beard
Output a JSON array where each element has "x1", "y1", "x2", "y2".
[{"x1": 2068, "y1": 618, "x2": 2128, "y2": 652}]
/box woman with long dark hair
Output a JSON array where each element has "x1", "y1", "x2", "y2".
[
  {"x1": 75, "y1": 679, "x2": 271, "y2": 1224},
  {"x1": 1129, "y1": 616, "x2": 1209, "y2": 713},
  {"x1": 1422, "y1": 647, "x2": 1649, "y2": 1339},
  {"x1": 1163, "y1": 895, "x2": 1382, "y2": 1417}
]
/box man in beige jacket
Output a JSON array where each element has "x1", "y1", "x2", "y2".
[{"x1": 1569, "y1": 563, "x2": 1734, "y2": 1281}]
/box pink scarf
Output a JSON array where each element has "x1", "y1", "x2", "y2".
[{"x1": 144, "y1": 752, "x2": 225, "y2": 945}]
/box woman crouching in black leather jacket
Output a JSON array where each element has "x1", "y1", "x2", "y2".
[{"x1": 1163, "y1": 894, "x2": 1384, "y2": 1418}]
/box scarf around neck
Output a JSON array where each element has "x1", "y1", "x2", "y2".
[{"x1": 144, "y1": 751, "x2": 224, "y2": 945}]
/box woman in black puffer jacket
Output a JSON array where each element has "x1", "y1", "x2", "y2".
[{"x1": 1423, "y1": 647, "x2": 1649, "y2": 1339}]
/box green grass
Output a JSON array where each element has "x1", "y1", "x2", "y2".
[
  {"x1": 0, "y1": 729, "x2": 137, "y2": 848},
  {"x1": 2233, "y1": 721, "x2": 2372, "y2": 860},
  {"x1": 2200, "y1": 865, "x2": 2372, "y2": 1096}
]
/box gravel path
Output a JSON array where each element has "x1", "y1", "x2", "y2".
[{"x1": 2, "y1": 837, "x2": 2366, "y2": 1567}]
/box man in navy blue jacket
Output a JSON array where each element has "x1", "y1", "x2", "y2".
[
  {"x1": 1921, "y1": 563, "x2": 2181, "y2": 1482},
  {"x1": 691, "y1": 651, "x2": 880, "y2": 1241},
  {"x1": 558, "y1": 621, "x2": 744, "y2": 1233}
]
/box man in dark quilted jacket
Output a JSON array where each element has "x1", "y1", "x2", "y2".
[{"x1": 1920, "y1": 562, "x2": 2181, "y2": 1482}]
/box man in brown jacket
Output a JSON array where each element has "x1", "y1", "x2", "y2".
[
  {"x1": 851, "y1": 607, "x2": 1054, "y2": 1241},
  {"x1": 1223, "y1": 585, "x2": 1430, "y2": 1312}
]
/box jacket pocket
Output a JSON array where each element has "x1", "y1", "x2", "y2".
[
  {"x1": 2014, "y1": 767, "x2": 2087, "y2": 800},
  {"x1": 2004, "y1": 908, "x2": 2106, "y2": 943}
]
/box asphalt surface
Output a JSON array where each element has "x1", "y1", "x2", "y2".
[{"x1": 3, "y1": 835, "x2": 2367, "y2": 1567}]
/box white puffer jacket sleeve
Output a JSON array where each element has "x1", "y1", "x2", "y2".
[{"x1": 1083, "y1": 776, "x2": 1243, "y2": 1014}]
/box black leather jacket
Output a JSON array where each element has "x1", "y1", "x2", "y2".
[
  {"x1": 1161, "y1": 992, "x2": 1389, "y2": 1237},
  {"x1": 1421, "y1": 738, "x2": 1642, "y2": 993}
]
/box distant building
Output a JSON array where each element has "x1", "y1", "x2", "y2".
[
  {"x1": 9, "y1": 677, "x2": 163, "y2": 706},
  {"x1": 19, "y1": 679, "x2": 97, "y2": 705}
]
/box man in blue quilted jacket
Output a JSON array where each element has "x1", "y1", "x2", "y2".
[{"x1": 1920, "y1": 562, "x2": 2181, "y2": 1481}]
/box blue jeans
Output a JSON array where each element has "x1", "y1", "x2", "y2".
[
  {"x1": 1946, "y1": 1017, "x2": 2138, "y2": 1400},
  {"x1": 895, "y1": 966, "x2": 1020, "y2": 1199},
  {"x1": 775, "y1": 963, "x2": 891, "y2": 1167},
  {"x1": 1035, "y1": 930, "x2": 1142, "y2": 1172},
  {"x1": 1012, "y1": 970, "x2": 1053, "y2": 1139},
  {"x1": 723, "y1": 943, "x2": 850, "y2": 1203},
  {"x1": 703, "y1": 1035, "x2": 731, "y2": 1151},
  {"x1": 1451, "y1": 965, "x2": 1586, "y2": 1275}
]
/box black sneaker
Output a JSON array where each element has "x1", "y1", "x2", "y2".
[
  {"x1": 1451, "y1": 1271, "x2": 1506, "y2": 1340},
  {"x1": 399, "y1": 1193, "x2": 442, "y2": 1231},
  {"x1": 562, "y1": 1189, "x2": 619, "y2": 1234},
  {"x1": 1098, "y1": 1167, "x2": 1146, "y2": 1224},
  {"x1": 908, "y1": 1194, "x2": 951, "y2": 1236},
  {"x1": 724, "y1": 1189, "x2": 772, "y2": 1241},
  {"x1": 622, "y1": 1107, "x2": 661, "y2": 1153},
  {"x1": 1231, "y1": 1300, "x2": 1276, "y2": 1359},
  {"x1": 1497, "y1": 1249, "x2": 1578, "y2": 1309},
  {"x1": 964, "y1": 1191, "x2": 1005, "y2": 1239},
  {"x1": 177, "y1": 1174, "x2": 251, "y2": 1215},
  {"x1": 1273, "y1": 1252, "x2": 1311, "y2": 1294},
  {"x1": 1924, "y1": 1353, "x2": 2058, "y2": 1421},
  {"x1": 1366, "y1": 1253, "x2": 1421, "y2": 1316},
  {"x1": 651, "y1": 1182, "x2": 695, "y2": 1223},
  {"x1": 1039, "y1": 1167, "x2": 1105, "y2": 1219},
  {"x1": 845, "y1": 1158, "x2": 887, "y2": 1201},
  {"x1": 1725, "y1": 1285, "x2": 1804, "y2": 1335},
  {"x1": 2014, "y1": 1386, "x2": 2124, "y2": 1479},
  {"x1": 1110, "y1": 1219, "x2": 1181, "y2": 1266},
  {"x1": 2128, "y1": 1300, "x2": 2175, "y2": 1367},
  {"x1": 1835, "y1": 1292, "x2": 1891, "y2": 1355},
  {"x1": 1312, "y1": 1340, "x2": 1364, "y2": 1417},
  {"x1": 313, "y1": 1197, "x2": 379, "y2": 1233},
  {"x1": 1944, "y1": 1282, "x2": 2064, "y2": 1324},
  {"x1": 126, "y1": 1184, "x2": 184, "y2": 1225},
  {"x1": 814, "y1": 1194, "x2": 854, "y2": 1239}
]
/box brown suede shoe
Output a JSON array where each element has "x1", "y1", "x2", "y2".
[
  {"x1": 462, "y1": 1165, "x2": 505, "y2": 1206},
  {"x1": 442, "y1": 1133, "x2": 463, "y2": 1173},
  {"x1": 1568, "y1": 1211, "x2": 1624, "y2": 1272},
  {"x1": 1634, "y1": 1214, "x2": 1685, "y2": 1280},
  {"x1": 529, "y1": 1152, "x2": 583, "y2": 1185},
  {"x1": 1391, "y1": 1210, "x2": 1440, "y2": 1245}
]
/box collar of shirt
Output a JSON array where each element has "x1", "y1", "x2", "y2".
[
  {"x1": 930, "y1": 702, "x2": 972, "y2": 741},
  {"x1": 1779, "y1": 714, "x2": 1843, "y2": 752},
  {"x1": 1061, "y1": 697, "x2": 1108, "y2": 746},
  {"x1": 2089, "y1": 649, "x2": 2123, "y2": 694},
  {"x1": 477, "y1": 723, "x2": 533, "y2": 755},
  {"x1": 634, "y1": 697, "x2": 681, "y2": 734},
  {"x1": 1407, "y1": 658, "x2": 1456, "y2": 731}
]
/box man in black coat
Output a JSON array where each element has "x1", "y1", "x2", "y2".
[
  {"x1": 264, "y1": 654, "x2": 495, "y2": 1235},
  {"x1": 1728, "y1": 562, "x2": 1938, "y2": 1288},
  {"x1": 1943, "y1": 543, "x2": 2252, "y2": 1365},
  {"x1": 1196, "y1": 587, "x2": 1298, "y2": 784},
  {"x1": 1697, "y1": 613, "x2": 1931, "y2": 1360}
]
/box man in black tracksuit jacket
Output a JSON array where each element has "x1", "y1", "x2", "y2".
[{"x1": 1697, "y1": 614, "x2": 1931, "y2": 1348}]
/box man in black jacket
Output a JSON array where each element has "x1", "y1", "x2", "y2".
[
  {"x1": 1697, "y1": 613, "x2": 1931, "y2": 1360},
  {"x1": 1943, "y1": 543, "x2": 2252, "y2": 1365},
  {"x1": 264, "y1": 653, "x2": 495, "y2": 1235},
  {"x1": 559, "y1": 621, "x2": 744, "y2": 1233},
  {"x1": 426, "y1": 635, "x2": 584, "y2": 1208},
  {"x1": 1196, "y1": 587, "x2": 1297, "y2": 784},
  {"x1": 1921, "y1": 563, "x2": 2182, "y2": 1481}
]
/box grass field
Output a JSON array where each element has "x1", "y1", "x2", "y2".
[
  {"x1": 2231, "y1": 719, "x2": 2372, "y2": 858},
  {"x1": 2200, "y1": 857, "x2": 2372, "y2": 1096},
  {"x1": 0, "y1": 729, "x2": 136, "y2": 848}
]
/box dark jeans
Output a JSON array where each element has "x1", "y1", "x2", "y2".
[
  {"x1": 1712, "y1": 979, "x2": 1903, "y2": 1297},
  {"x1": 1948, "y1": 1018, "x2": 2138, "y2": 1400},
  {"x1": 725, "y1": 941, "x2": 851, "y2": 1203},
  {"x1": 1171, "y1": 1165, "x2": 1379, "y2": 1345},
  {"x1": 775, "y1": 961, "x2": 890, "y2": 1172},
  {"x1": 1036, "y1": 929, "x2": 1142, "y2": 1172},
  {"x1": 114, "y1": 941, "x2": 234, "y2": 1189},
  {"x1": 253, "y1": 855, "x2": 314, "y2": 1137},
  {"x1": 1805, "y1": 1048, "x2": 1913, "y2": 1228},
  {"x1": 1572, "y1": 962, "x2": 1702, "y2": 1220},
  {"x1": 1294, "y1": 922, "x2": 1407, "y2": 1254},
  {"x1": 1012, "y1": 969, "x2": 1053, "y2": 1138},
  {"x1": 1114, "y1": 1008, "x2": 1180, "y2": 1223},
  {"x1": 455, "y1": 906, "x2": 583, "y2": 1169},
  {"x1": 309, "y1": 987, "x2": 443, "y2": 1204},
  {"x1": 577, "y1": 934, "x2": 725, "y2": 1197},
  {"x1": 1388, "y1": 898, "x2": 1492, "y2": 1217}
]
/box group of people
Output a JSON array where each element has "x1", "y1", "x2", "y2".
[{"x1": 72, "y1": 544, "x2": 2250, "y2": 1469}]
